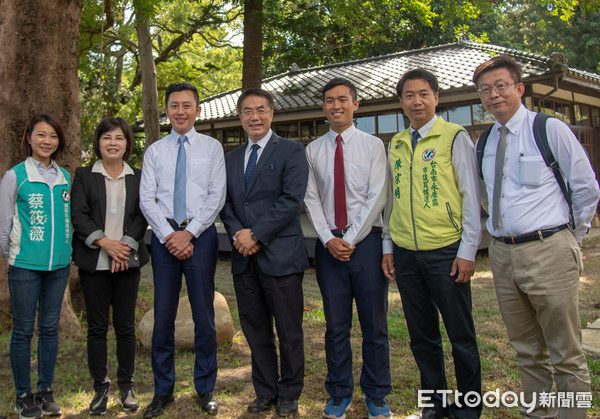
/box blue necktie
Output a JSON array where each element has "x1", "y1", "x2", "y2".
[
  {"x1": 411, "y1": 130, "x2": 420, "y2": 150},
  {"x1": 173, "y1": 135, "x2": 187, "y2": 225},
  {"x1": 244, "y1": 144, "x2": 260, "y2": 190}
]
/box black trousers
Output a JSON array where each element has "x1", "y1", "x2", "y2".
[
  {"x1": 233, "y1": 257, "x2": 304, "y2": 401},
  {"x1": 393, "y1": 241, "x2": 481, "y2": 418},
  {"x1": 80, "y1": 267, "x2": 140, "y2": 390}
]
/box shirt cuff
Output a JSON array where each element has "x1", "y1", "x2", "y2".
[
  {"x1": 457, "y1": 242, "x2": 478, "y2": 262},
  {"x1": 121, "y1": 235, "x2": 139, "y2": 251},
  {"x1": 382, "y1": 239, "x2": 394, "y2": 255},
  {"x1": 319, "y1": 230, "x2": 335, "y2": 247},
  {"x1": 85, "y1": 230, "x2": 106, "y2": 249},
  {"x1": 157, "y1": 224, "x2": 175, "y2": 242},
  {"x1": 574, "y1": 227, "x2": 587, "y2": 244}
]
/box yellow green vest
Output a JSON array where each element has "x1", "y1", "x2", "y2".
[{"x1": 388, "y1": 117, "x2": 465, "y2": 251}]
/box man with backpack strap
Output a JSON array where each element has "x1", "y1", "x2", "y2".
[{"x1": 473, "y1": 55, "x2": 599, "y2": 419}]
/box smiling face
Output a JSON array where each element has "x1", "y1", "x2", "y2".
[
  {"x1": 398, "y1": 78, "x2": 439, "y2": 130},
  {"x1": 322, "y1": 85, "x2": 359, "y2": 133},
  {"x1": 477, "y1": 67, "x2": 525, "y2": 126},
  {"x1": 239, "y1": 94, "x2": 274, "y2": 142},
  {"x1": 165, "y1": 90, "x2": 201, "y2": 135},
  {"x1": 29, "y1": 121, "x2": 59, "y2": 166},
  {"x1": 98, "y1": 127, "x2": 127, "y2": 163}
]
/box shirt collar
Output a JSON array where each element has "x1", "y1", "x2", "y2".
[
  {"x1": 329, "y1": 124, "x2": 357, "y2": 144},
  {"x1": 28, "y1": 157, "x2": 57, "y2": 172},
  {"x1": 246, "y1": 129, "x2": 273, "y2": 152},
  {"x1": 495, "y1": 104, "x2": 527, "y2": 136},
  {"x1": 411, "y1": 115, "x2": 438, "y2": 139},
  {"x1": 170, "y1": 128, "x2": 197, "y2": 144},
  {"x1": 91, "y1": 159, "x2": 133, "y2": 179}
]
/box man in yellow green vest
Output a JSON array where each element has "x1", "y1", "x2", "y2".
[{"x1": 382, "y1": 68, "x2": 482, "y2": 419}]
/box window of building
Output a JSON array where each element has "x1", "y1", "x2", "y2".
[
  {"x1": 300, "y1": 121, "x2": 314, "y2": 140},
  {"x1": 574, "y1": 104, "x2": 591, "y2": 126},
  {"x1": 447, "y1": 105, "x2": 472, "y2": 126},
  {"x1": 316, "y1": 120, "x2": 329, "y2": 137},
  {"x1": 472, "y1": 104, "x2": 495, "y2": 125},
  {"x1": 377, "y1": 113, "x2": 405, "y2": 133},
  {"x1": 355, "y1": 116, "x2": 376, "y2": 134}
]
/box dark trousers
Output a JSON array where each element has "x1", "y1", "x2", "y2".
[
  {"x1": 393, "y1": 241, "x2": 481, "y2": 418},
  {"x1": 315, "y1": 231, "x2": 391, "y2": 399},
  {"x1": 79, "y1": 267, "x2": 140, "y2": 390},
  {"x1": 150, "y1": 225, "x2": 218, "y2": 396},
  {"x1": 234, "y1": 257, "x2": 304, "y2": 401}
]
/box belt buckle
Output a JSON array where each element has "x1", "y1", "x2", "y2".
[{"x1": 342, "y1": 226, "x2": 349, "y2": 234}]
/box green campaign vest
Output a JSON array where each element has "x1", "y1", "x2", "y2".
[
  {"x1": 9, "y1": 158, "x2": 72, "y2": 270},
  {"x1": 388, "y1": 117, "x2": 465, "y2": 251}
]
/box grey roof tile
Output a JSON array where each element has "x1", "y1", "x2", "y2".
[{"x1": 194, "y1": 40, "x2": 600, "y2": 123}]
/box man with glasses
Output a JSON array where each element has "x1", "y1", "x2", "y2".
[
  {"x1": 382, "y1": 68, "x2": 482, "y2": 419},
  {"x1": 220, "y1": 88, "x2": 309, "y2": 417},
  {"x1": 473, "y1": 55, "x2": 599, "y2": 419}
]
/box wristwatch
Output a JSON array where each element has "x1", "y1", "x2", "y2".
[{"x1": 250, "y1": 231, "x2": 258, "y2": 241}]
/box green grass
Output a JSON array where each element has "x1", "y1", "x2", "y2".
[{"x1": 0, "y1": 242, "x2": 599, "y2": 418}]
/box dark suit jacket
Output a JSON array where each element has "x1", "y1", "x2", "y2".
[
  {"x1": 220, "y1": 134, "x2": 310, "y2": 276},
  {"x1": 71, "y1": 164, "x2": 149, "y2": 273}
]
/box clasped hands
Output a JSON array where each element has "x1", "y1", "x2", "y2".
[
  {"x1": 165, "y1": 230, "x2": 194, "y2": 260},
  {"x1": 233, "y1": 228, "x2": 261, "y2": 257},
  {"x1": 96, "y1": 237, "x2": 133, "y2": 273}
]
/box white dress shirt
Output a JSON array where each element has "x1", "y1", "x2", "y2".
[
  {"x1": 139, "y1": 128, "x2": 226, "y2": 241},
  {"x1": 0, "y1": 158, "x2": 59, "y2": 259},
  {"x1": 88, "y1": 160, "x2": 133, "y2": 270},
  {"x1": 480, "y1": 105, "x2": 600, "y2": 242},
  {"x1": 244, "y1": 130, "x2": 273, "y2": 170},
  {"x1": 382, "y1": 115, "x2": 482, "y2": 261},
  {"x1": 304, "y1": 125, "x2": 388, "y2": 246}
]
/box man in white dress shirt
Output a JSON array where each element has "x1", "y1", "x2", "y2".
[
  {"x1": 382, "y1": 68, "x2": 482, "y2": 419},
  {"x1": 304, "y1": 77, "x2": 392, "y2": 419},
  {"x1": 140, "y1": 81, "x2": 226, "y2": 417},
  {"x1": 473, "y1": 56, "x2": 599, "y2": 419}
]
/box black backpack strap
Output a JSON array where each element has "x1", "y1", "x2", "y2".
[
  {"x1": 532, "y1": 112, "x2": 574, "y2": 228},
  {"x1": 475, "y1": 125, "x2": 493, "y2": 180}
]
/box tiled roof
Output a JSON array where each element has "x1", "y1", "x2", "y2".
[{"x1": 196, "y1": 40, "x2": 600, "y2": 122}]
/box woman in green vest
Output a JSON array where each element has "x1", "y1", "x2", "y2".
[{"x1": 0, "y1": 113, "x2": 72, "y2": 419}]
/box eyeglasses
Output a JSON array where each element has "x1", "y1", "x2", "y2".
[
  {"x1": 241, "y1": 108, "x2": 271, "y2": 116},
  {"x1": 477, "y1": 82, "x2": 518, "y2": 96}
]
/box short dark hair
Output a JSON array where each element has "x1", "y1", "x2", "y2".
[
  {"x1": 93, "y1": 117, "x2": 135, "y2": 161},
  {"x1": 237, "y1": 88, "x2": 275, "y2": 112},
  {"x1": 322, "y1": 77, "x2": 358, "y2": 101},
  {"x1": 165, "y1": 81, "x2": 200, "y2": 107},
  {"x1": 396, "y1": 68, "x2": 439, "y2": 97},
  {"x1": 21, "y1": 113, "x2": 66, "y2": 160},
  {"x1": 472, "y1": 55, "x2": 522, "y2": 86}
]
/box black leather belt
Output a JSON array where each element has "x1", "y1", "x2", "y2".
[
  {"x1": 331, "y1": 226, "x2": 382, "y2": 236},
  {"x1": 493, "y1": 224, "x2": 569, "y2": 245},
  {"x1": 167, "y1": 219, "x2": 190, "y2": 228}
]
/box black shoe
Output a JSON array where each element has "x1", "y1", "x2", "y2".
[
  {"x1": 89, "y1": 386, "x2": 109, "y2": 416},
  {"x1": 198, "y1": 392, "x2": 219, "y2": 415},
  {"x1": 421, "y1": 409, "x2": 445, "y2": 419},
  {"x1": 143, "y1": 394, "x2": 174, "y2": 418},
  {"x1": 248, "y1": 397, "x2": 276, "y2": 414},
  {"x1": 14, "y1": 391, "x2": 42, "y2": 419},
  {"x1": 34, "y1": 388, "x2": 62, "y2": 416},
  {"x1": 276, "y1": 399, "x2": 298, "y2": 417},
  {"x1": 120, "y1": 387, "x2": 139, "y2": 412}
]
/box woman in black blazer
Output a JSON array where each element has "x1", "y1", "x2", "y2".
[{"x1": 71, "y1": 117, "x2": 149, "y2": 415}]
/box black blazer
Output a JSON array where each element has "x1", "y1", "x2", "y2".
[
  {"x1": 71, "y1": 164, "x2": 149, "y2": 273},
  {"x1": 220, "y1": 134, "x2": 310, "y2": 276}
]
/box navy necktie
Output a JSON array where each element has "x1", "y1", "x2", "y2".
[
  {"x1": 173, "y1": 135, "x2": 187, "y2": 225},
  {"x1": 245, "y1": 144, "x2": 260, "y2": 190},
  {"x1": 411, "y1": 130, "x2": 420, "y2": 150}
]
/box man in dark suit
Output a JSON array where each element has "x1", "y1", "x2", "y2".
[{"x1": 220, "y1": 88, "x2": 309, "y2": 417}]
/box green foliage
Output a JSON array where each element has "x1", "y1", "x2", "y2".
[{"x1": 78, "y1": 0, "x2": 243, "y2": 157}]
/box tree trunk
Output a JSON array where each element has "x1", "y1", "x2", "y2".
[
  {"x1": 135, "y1": 3, "x2": 161, "y2": 146},
  {"x1": 0, "y1": 0, "x2": 83, "y2": 334},
  {"x1": 242, "y1": 0, "x2": 264, "y2": 91}
]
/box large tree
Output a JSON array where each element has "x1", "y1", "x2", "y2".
[{"x1": 0, "y1": 0, "x2": 83, "y2": 332}]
